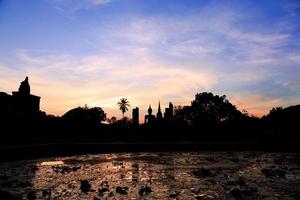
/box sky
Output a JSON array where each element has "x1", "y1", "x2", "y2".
[{"x1": 0, "y1": 0, "x2": 300, "y2": 119}]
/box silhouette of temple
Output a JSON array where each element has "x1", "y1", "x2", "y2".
[
  {"x1": 0, "y1": 77, "x2": 40, "y2": 116},
  {"x1": 144, "y1": 105, "x2": 155, "y2": 124},
  {"x1": 132, "y1": 107, "x2": 139, "y2": 126},
  {"x1": 156, "y1": 101, "x2": 163, "y2": 120},
  {"x1": 164, "y1": 102, "x2": 174, "y2": 120},
  {"x1": 143, "y1": 102, "x2": 174, "y2": 124}
]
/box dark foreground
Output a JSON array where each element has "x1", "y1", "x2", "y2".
[
  {"x1": 0, "y1": 151, "x2": 299, "y2": 199},
  {"x1": 1, "y1": 142, "x2": 300, "y2": 162}
]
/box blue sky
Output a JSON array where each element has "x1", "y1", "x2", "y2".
[{"x1": 0, "y1": 0, "x2": 300, "y2": 118}]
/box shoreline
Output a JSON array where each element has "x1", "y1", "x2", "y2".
[{"x1": 1, "y1": 142, "x2": 299, "y2": 162}]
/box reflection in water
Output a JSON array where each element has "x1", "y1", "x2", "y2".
[
  {"x1": 40, "y1": 161, "x2": 64, "y2": 166},
  {"x1": 0, "y1": 152, "x2": 299, "y2": 199}
]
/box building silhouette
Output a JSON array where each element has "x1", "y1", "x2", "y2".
[
  {"x1": 0, "y1": 77, "x2": 40, "y2": 116},
  {"x1": 144, "y1": 105, "x2": 155, "y2": 124},
  {"x1": 132, "y1": 107, "x2": 139, "y2": 126},
  {"x1": 164, "y1": 102, "x2": 174, "y2": 120},
  {"x1": 156, "y1": 101, "x2": 163, "y2": 120},
  {"x1": 143, "y1": 102, "x2": 174, "y2": 124}
]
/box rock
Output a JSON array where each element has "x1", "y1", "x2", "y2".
[
  {"x1": 226, "y1": 178, "x2": 246, "y2": 188},
  {"x1": 99, "y1": 187, "x2": 109, "y2": 194},
  {"x1": 116, "y1": 186, "x2": 128, "y2": 195},
  {"x1": 108, "y1": 191, "x2": 114, "y2": 197},
  {"x1": 30, "y1": 166, "x2": 38, "y2": 173},
  {"x1": 189, "y1": 167, "x2": 212, "y2": 178},
  {"x1": 139, "y1": 185, "x2": 152, "y2": 196},
  {"x1": 190, "y1": 188, "x2": 198, "y2": 194},
  {"x1": 204, "y1": 157, "x2": 215, "y2": 162},
  {"x1": 195, "y1": 194, "x2": 214, "y2": 200},
  {"x1": 52, "y1": 165, "x2": 80, "y2": 173},
  {"x1": 230, "y1": 188, "x2": 241, "y2": 199},
  {"x1": 42, "y1": 189, "x2": 51, "y2": 197},
  {"x1": 230, "y1": 158, "x2": 239, "y2": 163},
  {"x1": 99, "y1": 180, "x2": 110, "y2": 194},
  {"x1": 229, "y1": 186, "x2": 257, "y2": 199},
  {"x1": 261, "y1": 168, "x2": 286, "y2": 178},
  {"x1": 80, "y1": 180, "x2": 91, "y2": 193},
  {"x1": 27, "y1": 191, "x2": 36, "y2": 200},
  {"x1": 169, "y1": 190, "x2": 181, "y2": 198}
]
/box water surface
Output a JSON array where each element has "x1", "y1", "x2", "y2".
[{"x1": 0, "y1": 152, "x2": 299, "y2": 199}]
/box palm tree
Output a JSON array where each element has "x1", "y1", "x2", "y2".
[{"x1": 117, "y1": 98, "x2": 130, "y2": 118}]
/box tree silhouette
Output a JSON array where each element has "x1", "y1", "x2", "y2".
[
  {"x1": 117, "y1": 98, "x2": 130, "y2": 118},
  {"x1": 175, "y1": 92, "x2": 242, "y2": 127},
  {"x1": 62, "y1": 105, "x2": 106, "y2": 124}
]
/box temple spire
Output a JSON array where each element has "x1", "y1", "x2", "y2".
[
  {"x1": 158, "y1": 101, "x2": 161, "y2": 112},
  {"x1": 18, "y1": 76, "x2": 30, "y2": 95},
  {"x1": 148, "y1": 104, "x2": 152, "y2": 115},
  {"x1": 157, "y1": 100, "x2": 163, "y2": 120}
]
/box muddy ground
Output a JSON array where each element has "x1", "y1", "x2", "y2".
[{"x1": 0, "y1": 151, "x2": 299, "y2": 199}]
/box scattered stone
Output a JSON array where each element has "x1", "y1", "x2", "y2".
[
  {"x1": 226, "y1": 178, "x2": 246, "y2": 187},
  {"x1": 113, "y1": 161, "x2": 124, "y2": 168},
  {"x1": 132, "y1": 175, "x2": 138, "y2": 182},
  {"x1": 27, "y1": 191, "x2": 36, "y2": 200},
  {"x1": 30, "y1": 165, "x2": 38, "y2": 173},
  {"x1": 230, "y1": 158, "x2": 239, "y2": 163},
  {"x1": 42, "y1": 189, "x2": 51, "y2": 197},
  {"x1": 98, "y1": 180, "x2": 110, "y2": 194},
  {"x1": 116, "y1": 186, "x2": 128, "y2": 195},
  {"x1": 80, "y1": 180, "x2": 91, "y2": 193},
  {"x1": 230, "y1": 188, "x2": 242, "y2": 199},
  {"x1": 229, "y1": 186, "x2": 258, "y2": 199},
  {"x1": 108, "y1": 191, "x2": 114, "y2": 197},
  {"x1": 189, "y1": 167, "x2": 212, "y2": 178},
  {"x1": 261, "y1": 168, "x2": 286, "y2": 178},
  {"x1": 194, "y1": 194, "x2": 214, "y2": 200},
  {"x1": 139, "y1": 185, "x2": 152, "y2": 196},
  {"x1": 132, "y1": 164, "x2": 138, "y2": 168},
  {"x1": 52, "y1": 165, "x2": 80, "y2": 173},
  {"x1": 204, "y1": 157, "x2": 215, "y2": 162},
  {"x1": 99, "y1": 187, "x2": 109, "y2": 194},
  {"x1": 169, "y1": 190, "x2": 181, "y2": 198}
]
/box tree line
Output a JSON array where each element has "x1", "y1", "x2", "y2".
[{"x1": 0, "y1": 92, "x2": 299, "y2": 145}]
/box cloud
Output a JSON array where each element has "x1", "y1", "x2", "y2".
[
  {"x1": 0, "y1": 49, "x2": 217, "y2": 117},
  {"x1": 1, "y1": 0, "x2": 300, "y2": 118},
  {"x1": 51, "y1": 0, "x2": 112, "y2": 14}
]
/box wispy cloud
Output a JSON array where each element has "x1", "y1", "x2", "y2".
[
  {"x1": 1, "y1": 0, "x2": 300, "y2": 118},
  {"x1": 51, "y1": 0, "x2": 112, "y2": 14},
  {"x1": 0, "y1": 49, "x2": 217, "y2": 117}
]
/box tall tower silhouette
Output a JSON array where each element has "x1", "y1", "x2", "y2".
[
  {"x1": 132, "y1": 107, "x2": 139, "y2": 126},
  {"x1": 12, "y1": 76, "x2": 40, "y2": 114},
  {"x1": 164, "y1": 102, "x2": 174, "y2": 121},
  {"x1": 157, "y1": 101, "x2": 163, "y2": 120}
]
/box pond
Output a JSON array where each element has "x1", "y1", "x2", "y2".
[{"x1": 0, "y1": 151, "x2": 299, "y2": 199}]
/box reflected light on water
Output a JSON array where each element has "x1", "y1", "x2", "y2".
[
  {"x1": 0, "y1": 152, "x2": 298, "y2": 199},
  {"x1": 40, "y1": 160, "x2": 64, "y2": 166}
]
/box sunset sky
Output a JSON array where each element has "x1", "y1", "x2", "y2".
[{"x1": 0, "y1": 0, "x2": 300, "y2": 119}]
